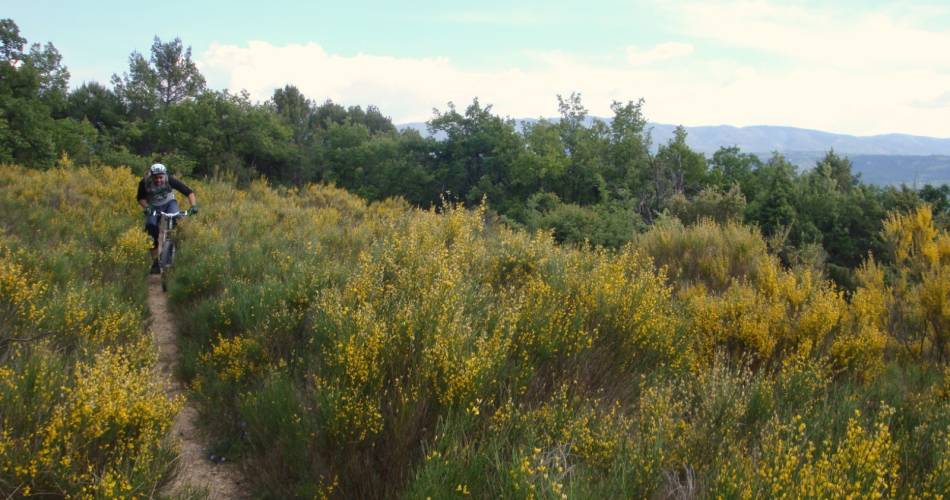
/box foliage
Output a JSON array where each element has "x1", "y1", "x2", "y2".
[
  {"x1": 5, "y1": 17, "x2": 950, "y2": 498},
  {"x1": 0, "y1": 165, "x2": 178, "y2": 497},
  {"x1": 881, "y1": 205, "x2": 950, "y2": 361},
  {"x1": 154, "y1": 175, "x2": 948, "y2": 497}
]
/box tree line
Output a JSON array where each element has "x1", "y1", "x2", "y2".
[{"x1": 2, "y1": 18, "x2": 947, "y2": 287}]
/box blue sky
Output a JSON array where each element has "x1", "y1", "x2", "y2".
[{"x1": 7, "y1": 1, "x2": 950, "y2": 136}]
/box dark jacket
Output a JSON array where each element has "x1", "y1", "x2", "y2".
[{"x1": 137, "y1": 174, "x2": 193, "y2": 207}]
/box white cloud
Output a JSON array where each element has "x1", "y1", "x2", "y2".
[
  {"x1": 673, "y1": 0, "x2": 950, "y2": 70},
  {"x1": 911, "y1": 91, "x2": 950, "y2": 109},
  {"x1": 626, "y1": 42, "x2": 694, "y2": 66},
  {"x1": 197, "y1": 1, "x2": 950, "y2": 138}
]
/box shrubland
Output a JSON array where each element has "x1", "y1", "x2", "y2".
[
  {"x1": 150, "y1": 170, "x2": 948, "y2": 498},
  {"x1": 0, "y1": 165, "x2": 178, "y2": 497},
  {"x1": 4, "y1": 17, "x2": 947, "y2": 292},
  {"x1": 3, "y1": 16, "x2": 950, "y2": 499},
  {"x1": 2, "y1": 164, "x2": 949, "y2": 497}
]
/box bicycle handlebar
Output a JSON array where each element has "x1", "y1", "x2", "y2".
[
  {"x1": 146, "y1": 209, "x2": 193, "y2": 218},
  {"x1": 159, "y1": 210, "x2": 189, "y2": 218}
]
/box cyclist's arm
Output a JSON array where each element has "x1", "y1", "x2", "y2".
[
  {"x1": 169, "y1": 177, "x2": 196, "y2": 208},
  {"x1": 137, "y1": 180, "x2": 149, "y2": 209}
]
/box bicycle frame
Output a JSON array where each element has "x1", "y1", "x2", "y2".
[{"x1": 153, "y1": 209, "x2": 188, "y2": 291}]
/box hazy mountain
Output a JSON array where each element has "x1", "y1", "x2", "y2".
[
  {"x1": 646, "y1": 124, "x2": 950, "y2": 156},
  {"x1": 399, "y1": 120, "x2": 950, "y2": 185}
]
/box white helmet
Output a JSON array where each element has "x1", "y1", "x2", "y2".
[{"x1": 149, "y1": 163, "x2": 167, "y2": 176}]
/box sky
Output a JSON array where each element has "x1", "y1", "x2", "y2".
[{"x1": 7, "y1": 0, "x2": 950, "y2": 137}]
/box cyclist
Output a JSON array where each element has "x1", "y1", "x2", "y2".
[{"x1": 137, "y1": 163, "x2": 198, "y2": 274}]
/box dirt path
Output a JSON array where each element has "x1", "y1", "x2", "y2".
[{"x1": 148, "y1": 275, "x2": 248, "y2": 499}]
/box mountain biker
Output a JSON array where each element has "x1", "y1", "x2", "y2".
[{"x1": 138, "y1": 163, "x2": 198, "y2": 274}]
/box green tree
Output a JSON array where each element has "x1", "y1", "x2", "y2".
[
  {"x1": 746, "y1": 154, "x2": 797, "y2": 240},
  {"x1": 111, "y1": 51, "x2": 158, "y2": 119},
  {"x1": 511, "y1": 119, "x2": 568, "y2": 200},
  {"x1": 112, "y1": 36, "x2": 205, "y2": 118},
  {"x1": 361, "y1": 105, "x2": 396, "y2": 134},
  {"x1": 151, "y1": 37, "x2": 204, "y2": 106},
  {"x1": 0, "y1": 18, "x2": 26, "y2": 61},
  {"x1": 0, "y1": 18, "x2": 80, "y2": 166},
  {"x1": 816, "y1": 149, "x2": 856, "y2": 192},
  {"x1": 24, "y1": 41, "x2": 69, "y2": 113},
  {"x1": 607, "y1": 99, "x2": 651, "y2": 195},
  {"x1": 154, "y1": 91, "x2": 294, "y2": 180},
  {"x1": 553, "y1": 93, "x2": 612, "y2": 205},
  {"x1": 67, "y1": 82, "x2": 125, "y2": 132},
  {"x1": 708, "y1": 146, "x2": 761, "y2": 195},
  {"x1": 557, "y1": 92, "x2": 588, "y2": 156},
  {"x1": 313, "y1": 99, "x2": 349, "y2": 128},
  {"x1": 640, "y1": 126, "x2": 706, "y2": 219},
  {"x1": 656, "y1": 126, "x2": 707, "y2": 195},
  {"x1": 428, "y1": 98, "x2": 522, "y2": 207},
  {"x1": 271, "y1": 85, "x2": 314, "y2": 146}
]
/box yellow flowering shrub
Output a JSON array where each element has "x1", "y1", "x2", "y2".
[
  {"x1": 151, "y1": 169, "x2": 950, "y2": 496},
  {"x1": 107, "y1": 226, "x2": 153, "y2": 268},
  {"x1": 199, "y1": 334, "x2": 268, "y2": 385},
  {"x1": 0, "y1": 165, "x2": 178, "y2": 497},
  {"x1": 682, "y1": 260, "x2": 847, "y2": 367},
  {"x1": 831, "y1": 258, "x2": 889, "y2": 379},
  {"x1": 753, "y1": 409, "x2": 899, "y2": 499},
  {"x1": 881, "y1": 205, "x2": 950, "y2": 361},
  {"x1": 33, "y1": 345, "x2": 180, "y2": 496}
]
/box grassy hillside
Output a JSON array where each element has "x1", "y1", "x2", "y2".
[
  {"x1": 0, "y1": 165, "x2": 178, "y2": 497},
  {"x1": 3, "y1": 164, "x2": 950, "y2": 498},
  {"x1": 166, "y1": 171, "x2": 949, "y2": 497}
]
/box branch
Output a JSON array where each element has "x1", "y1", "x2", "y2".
[{"x1": 0, "y1": 330, "x2": 55, "y2": 348}]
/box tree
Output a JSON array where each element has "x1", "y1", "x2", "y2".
[
  {"x1": 556, "y1": 92, "x2": 588, "y2": 156},
  {"x1": 0, "y1": 19, "x2": 78, "y2": 166},
  {"x1": 111, "y1": 51, "x2": 158, "y2": 119},
  {"x1": 428, "y1": 98, "x2": 522, "y2": 206},
  {"x1": 747, "y1": 154, "x2": 797, "y2": 240},
  {"x1": 25, "y1": 41, "x2": 69, "y2": 112},
  {"x1": 150, "y1": 37, "x2": 205, "y2": 106},
  {"x1": 112, "y1": 36, "x2": 205, "y2": 118},
  {"x1": 271, "y1": 85, "x2": 314, "y2": 146},
  {"x1": 640, "y1": 126, "x2": 707, "y2": 219},
  {"x1": 512, "y1": 119, "x2": 568, "y2": 199},
  {"x1": 919, "y1": 184, "x2": 950, "y2": 218},
  {"x1": 67, "y1": 82, "x2": 125, "y2": 132},
  {"x1": 656, "y1": 126, "x2": 707, "y2": 195},
  {"x1": 708, "y1": 146, "x2": 761, "y2": 195},
  {"x1": 0, "y1": 18, "x2": 25, "y2": 62},
  {"x1": 362, "y1": 105, "x2": 396, "y2": 134},
  {"x1": 607, "y1": 99, "x2": 650, "y2": 190},
  {"x1": 551, "y1": 94, "x2": 614, "y2": 205},
  {"x1": 313, "y1": 99, "x2": 349, "y2": 128},
  {"x1": 153, "y1": 90, "x2": 294, "y2": 180},
  {"x1": 816, "y1": 149, "x2": 856, "y2": 192}
]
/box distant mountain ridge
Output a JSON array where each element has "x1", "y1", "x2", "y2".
[
  {"x1": 645, "y1": 124, "x2": 950, "y2": 156},
  {"x1": 399, "y1": 120, "x2": 950, "y2": 156},
  {"x1": 398, "y1": 120, "x2": 950, "y2": 185}
]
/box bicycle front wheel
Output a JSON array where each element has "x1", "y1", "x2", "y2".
[{"x1": 160, "y1": 239, "x2": 176, "y2": 268}]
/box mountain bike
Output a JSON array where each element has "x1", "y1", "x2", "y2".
[{"x1": 153, "y1": 208, "x2": 192, "y2": 292}]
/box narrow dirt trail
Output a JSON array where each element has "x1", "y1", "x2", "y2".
[{"x1": 147, "y1": 275, "x2": 248, "y2": 499}]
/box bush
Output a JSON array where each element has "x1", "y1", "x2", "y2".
[{"x1": 0, "y1": 165, "x2": 177, "y2": 496}]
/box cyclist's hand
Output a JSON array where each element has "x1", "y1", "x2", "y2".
[
  {"x1": 143, "y1": 207, "x2": 152, "y2": 217},
  {"x1": 188, "y1": 205, "x2": 199, "y2": 216}
]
